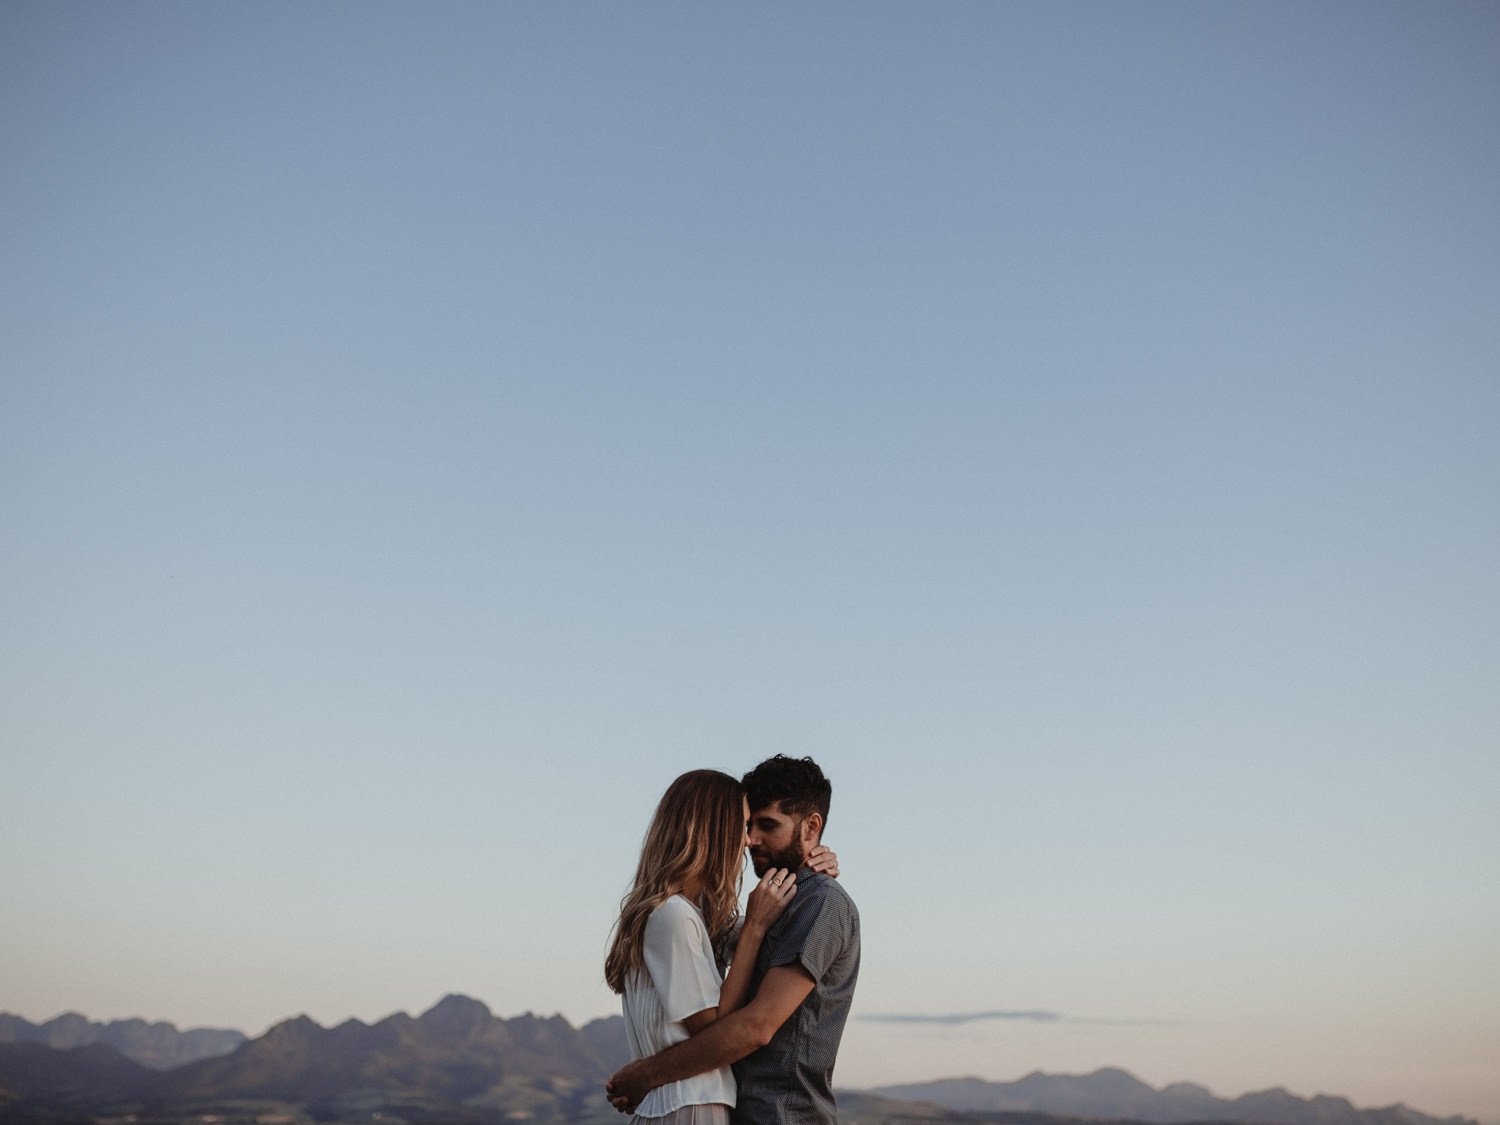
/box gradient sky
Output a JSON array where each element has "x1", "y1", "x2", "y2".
[{"x1": 2, "y1": 3, "x2": 1497, "y2": 1122}]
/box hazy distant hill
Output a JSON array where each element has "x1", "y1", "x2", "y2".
[
  {"x1": 870, "y1": 1069, "x2": 1477, "y2": 1125},
  {"x1": 0, "y1": 1010, "x2": 245, "y2": 1070}
]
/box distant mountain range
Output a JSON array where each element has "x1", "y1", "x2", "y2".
[
  {"x1": 0, "y1": 994, "x2": 628, "y2": 1124},
  {"x1": 0, "y1": 997, "x2": 1479, "y2": 1125},
  {"x1": 0, "y1": 1011, "x2": 245, "y2": 1070},
  {"x1": 871, "y1": 1071, "x2": 1476, "y2": 1125}
]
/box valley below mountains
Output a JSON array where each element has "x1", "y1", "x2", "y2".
[{"x1": 0, "y1": 996, "x2": 1477, "y2": 1125}]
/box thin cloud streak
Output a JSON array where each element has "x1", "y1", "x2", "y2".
[{"x1": 860, "y1": 1011, "x2": 1179, "y2": 1027}]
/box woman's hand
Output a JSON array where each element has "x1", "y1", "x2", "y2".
[
  {"x1": 744, "y1": 867, "x2": 797, "y2": 933},
  {"x1": 806, "y1": 843, "x2": 839, "y2": 878}
]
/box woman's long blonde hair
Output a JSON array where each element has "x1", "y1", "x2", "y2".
[{"x1": 605, "y1": 769, "x2": 746, "y2": 994}]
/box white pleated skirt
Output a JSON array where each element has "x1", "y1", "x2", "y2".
[{"x1": 633, "y1": 1102, "x2": 732, "y2": 1125}]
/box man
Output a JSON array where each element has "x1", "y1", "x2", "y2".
[{"x1": 607, "y1": 755, "x2": 861, "y2": 1125}]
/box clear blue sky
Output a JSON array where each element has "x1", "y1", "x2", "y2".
[{"x1": 2, "y1": 3, "x2": 1497, "y2": 1122}]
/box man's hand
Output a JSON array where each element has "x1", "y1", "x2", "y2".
[{"x1": 605, "y1": 1059, "x2": 652, "y2": 1115}]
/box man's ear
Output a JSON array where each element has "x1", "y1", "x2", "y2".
[{"x1": 801, "y1": 812, "x2": 824, "y2": 845}]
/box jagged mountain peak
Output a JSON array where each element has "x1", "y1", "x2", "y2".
[
  {"x1": 1078, "y1": 1067, "x2": 1154, "y2": 1089},
  {"x1": 1007, "y1": 1066, "x2": 1155, "y2": 1096},
  {"x1": 416, "y1": 992, "x2": 494, "y2": 1045},
  {"x1": 267, "y1": 1014, "x2": 321, "y2": 1033},
  {"x1": 421, "y1": 993, "x2": 494, "y2": 1021},
  {"x1": 1163, "y1": 1081, "x2": 1215, "y2": 1098}
]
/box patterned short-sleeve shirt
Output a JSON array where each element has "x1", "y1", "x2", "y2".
[{"x1": 731, "y1": 868, "x2": 860, "y2": 1125}]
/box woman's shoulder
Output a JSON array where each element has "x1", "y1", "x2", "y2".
[{"x1": 645, "y1": 894, "x2": 708, "y2": 935}]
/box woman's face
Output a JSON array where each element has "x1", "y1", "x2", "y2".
[{"x1": 713, "y1": 795, "x2": 752, "y2": 891}]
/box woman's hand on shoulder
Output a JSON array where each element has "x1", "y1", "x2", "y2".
[
  {"x1": 744, "y1": 867, "x2": 797, "y2": 933},
  {"x1": 806, "y1": 843, "x2": 839, "y2": 878}
]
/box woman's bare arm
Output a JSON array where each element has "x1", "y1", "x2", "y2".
[
  {"x1": 715, "y1": 867, "x2": 796, "y2": 1016},
  {"x1": 677, "y1": 867, "x2": 797, "y2": 1033}
]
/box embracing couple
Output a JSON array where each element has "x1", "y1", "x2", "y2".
[{"x1": 604, "y1": 755, "x2": 860, "y2": 1125}]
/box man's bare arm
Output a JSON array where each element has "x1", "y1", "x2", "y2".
[{"x1": 605, "y1": 965, "x2": 815, "y2": 1112}]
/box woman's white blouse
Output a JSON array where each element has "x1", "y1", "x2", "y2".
[{"x1": 622, "y1": 895, "x2": 737, "y2": 1117}]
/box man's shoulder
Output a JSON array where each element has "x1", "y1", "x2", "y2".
[{"x1": 790, "y1": 872, "x2": 859, "y2": 923}]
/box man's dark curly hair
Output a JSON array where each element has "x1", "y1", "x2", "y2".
[{"x1": 742, "y1": 755, "x2": 832, "y2": 827}]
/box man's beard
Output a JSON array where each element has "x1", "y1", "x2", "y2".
[{"x1": 749, "y1": 837, "x2": 806, "y2": 877}]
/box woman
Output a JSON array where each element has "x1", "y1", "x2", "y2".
[{"x1": 604, "y1": 769, "x2": 837, "y2": 1125}]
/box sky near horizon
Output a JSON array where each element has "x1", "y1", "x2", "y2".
[{"x1": 2, "y1": 2, "x2": 1497, "y2": 1122}]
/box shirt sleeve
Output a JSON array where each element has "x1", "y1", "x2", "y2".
[
  {"x1": 642, "y1": 897, "x2": 724, "y2": 1024},
  {"x1": 764, "y1": 883, "x2": 853, "y2": 982}
]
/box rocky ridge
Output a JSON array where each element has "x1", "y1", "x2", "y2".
[{"x1": 0, "y1": 1011, "x2": 245, "y2": 1071}]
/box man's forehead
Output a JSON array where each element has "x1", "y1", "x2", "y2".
[{"x1": 749, "y1": 800, "x2": 792, "y2": 820}]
